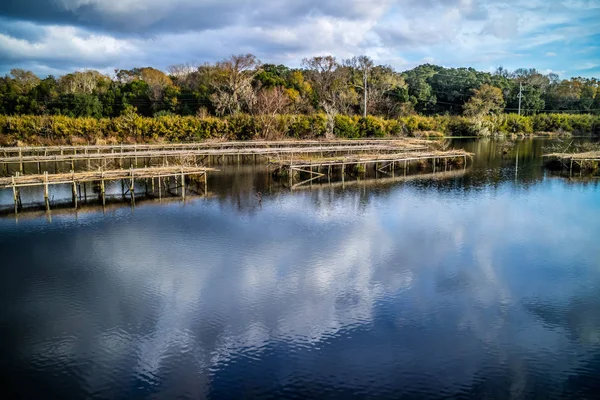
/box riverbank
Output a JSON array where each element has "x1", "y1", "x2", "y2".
[{"x1": 1, "y1": 113, "x2": 598, "y2": 146}]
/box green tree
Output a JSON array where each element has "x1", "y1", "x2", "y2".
[{"x1": 464, "y1": 84, "x2": 505, "y2": 117}]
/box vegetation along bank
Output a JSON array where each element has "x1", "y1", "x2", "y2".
[{"x1": 1, "y1": 54, "x2": 599, "y2": 144}]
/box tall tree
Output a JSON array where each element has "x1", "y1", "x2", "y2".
[
  {"x1": 302, "y1": 56, "x2": 356, "y2": 135},
  {"x1": 344, "y1": 55, "x2": 373, "y2": 117}
]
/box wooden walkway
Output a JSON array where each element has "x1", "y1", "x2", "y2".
[
  {"x1": 1, "y1": 139, "x2": 430, "y2": 156},
  {"x1": 0, "y1": 143, "x2": 430, "y2": 173},
  {"x1": 290, "y1": 168, "x2": 468, "y2": 190},
  {"x1": 270, "y1": 150, "x2": 472, "y2": 188},
  {"x1": 544, "y1": 151, "x2": 600, "y2": 176},
  {"x1": 2, "y1": 166, "x2": 216, "y2": 214}
]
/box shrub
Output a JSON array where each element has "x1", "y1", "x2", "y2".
[
  {"x1": 0, "y1": 113, "x2": 597, "y2": 145},
  {"x1": 358, "y1": 116, "x2": 386, "y2": 137},
  {"x1": 334, "y1": 115, "x2": 359, "y2": 138}
]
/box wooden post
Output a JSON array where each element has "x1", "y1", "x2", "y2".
[
  {"x1": 72, "y1": 179, "x2": 78, "y2": 209},
  {"x1": 12, "y1": 176, "x2": 17, "y2": 215},
  {"x1": 100, "y1": 172, "x2": 105, "y2": 207},
  {"x1": 570, "y1": 158, "x2": 573, "y2": 178},
  {"x1": 181, "y1": 168, "x2": 185, "y2": 199},
  {"x1": 158, "y1": 176, "x2": 162, "y2": 201},
  {"x1": 44, "y1": 171, "x2": 50, "y2": 211},
  {"x1": 433, "y1": 158, "x2": 436, "y2": 173},
  {"x1": 204, "y1": 172, "x2": 208, "y2": 196},
  {"x1": 130, "y1": 167, "x2": 135, "y2": 202},
  {"x1": 37, "y1": 162, "x2": 41, "y2": 174},
  {"x1": 19, "y1": 148, "x2": 23, "y2": 174}
]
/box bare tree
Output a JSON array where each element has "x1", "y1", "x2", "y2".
[
  {"x1": 167, "y1": 63, "x2": 198, "y2": 78},
  {"x1": 344, "y1": 55, "x2": 373, "y2": 117},
  {"x1": 302, "y1": 56, "x2": 355, "y2": 136},
  {"x1": 207, "y1": 54, "x2": 261, "y2": 115},
  {"x1": 58, "y1": 70, "x2": 111, "y2": 94},
  {"x1": 250, "y1": 87, "x2": 291, "y2": 139},
  {"x1": 167, "y1": 63, "x2": 200, "y2": 91}
]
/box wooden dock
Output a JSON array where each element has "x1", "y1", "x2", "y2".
[
  {"x1": 2, "y1": 166, "x2": 216, "y2": 214},
  {"x1": 0, "y1": 139, "x2": 431, "y2": 156},
  {"x1": 289, "y1": 168, "x2": 468, "y2": 190},
  {"x1": 0, "y1": 142, "x2": 430, "y2": 174},
  {"x1": 544, "y1": 151, "x2": 600, "y2": 176},
  {"x1": 269, "y1": 149, "x2": 472, "y2": 188}
]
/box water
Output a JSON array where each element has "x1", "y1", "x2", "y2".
[{"x1": 1, "y1": 138, "x2": 600, "y2": 399}]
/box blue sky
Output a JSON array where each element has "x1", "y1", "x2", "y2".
[{"x1": 0, "y1": 0, "x2": 598, "y2": 78}]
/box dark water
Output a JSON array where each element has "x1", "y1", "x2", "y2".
[{"x1": 1, "y1": 138, "x2": 600, "y2": 399}]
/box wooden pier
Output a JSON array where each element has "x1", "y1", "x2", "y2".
[
  {"x1": 544, "y1": 151, "x2": 600, "y2": 177},
  {"x1": 1, "y1": 166, "x2": 215, "y2": 214},
  {"x1": 290, "y1": 168, "x2": 468, "y2": 190},
  {"x1": 0, "y1": 139, "x2": 430, "y2": 157},
  {"x1": 269, "y1": 150, "x2": 472, "y2": 188},
  {"x1": 0, "y1": 142, "x2": 430, "y2": 174},
  {"x1": 0, "y1": 139, "x2": 457, "y2": 215}
]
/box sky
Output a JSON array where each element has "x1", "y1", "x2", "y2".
[{"x1": 0, "y1": 0, "x2": 599, "y2": 79}]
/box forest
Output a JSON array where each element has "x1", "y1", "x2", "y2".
[{"x1": 1, "y1": 54, "x2": 599, "y2": 143}]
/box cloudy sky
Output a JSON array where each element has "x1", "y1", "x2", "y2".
[{"x1": 0, "y1": 0, "x2": 599, "y2": 78}]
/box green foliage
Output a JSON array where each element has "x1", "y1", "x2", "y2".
[
  {"x1": 358, "y1": 116, "x2": 386, "y2": 137},
  {"x1": 495, "y1": 114, "x2": 534, "y2": 134},
  {"x1": 445, "y1": 116, "x2": 480, "y2": 136},
  {"x1": 531, "y1": 113, "x2": 595, "y2": 134},
  {"x1": 464, "y1": 84, "x2": 505, "y2": 117},
  {"x1": 1, "y1": 113, "x2": 599, "y2": 146},
  {"x1": 0, "y1": 61, "x2": 597, "y2": 122},
  {"x1": 333, "y1": 115, "x2": 359, "y2": 138}
]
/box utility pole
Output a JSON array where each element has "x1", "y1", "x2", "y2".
[{"x1": 518, "y1": 82, "x2": 523, "y2": 115}]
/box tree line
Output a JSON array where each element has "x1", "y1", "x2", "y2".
[{"x1": 1, "y1": 54, "x2": 599, "y2": 124}]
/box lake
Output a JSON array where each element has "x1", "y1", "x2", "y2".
[{"x1": 1, "y1": 138, "x2": 599, "y2": 399}]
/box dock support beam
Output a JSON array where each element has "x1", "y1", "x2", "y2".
[
  {"x1": 44, "y1": 171, "x2": 50, "y2": 211},
  {"x1": 181, "y1": 169, "x2": 185, "y2": 199},
  {"x1": 12, "y1": 176, "x2": 18, "y2": 215},
  {"x1": 100, "y1": 172, "x2": 105, "y2": 207},
  {"x1": 129, "y1": 167, "x2": 135, "y2": 204}
]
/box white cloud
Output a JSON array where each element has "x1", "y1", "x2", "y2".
[
  {"x1": 576, "y1": 62, "x2": 599, "y2": 70},
  {"x1": 545, "y1": 52, "x2": 557, "y2": 56},
  {"x1": 0, "y1": 0, "x2": 599, "y2": 77}
]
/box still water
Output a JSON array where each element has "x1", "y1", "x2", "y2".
[{"x1": 1, "y1": 138, "x2": 599, "y2": 399}]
